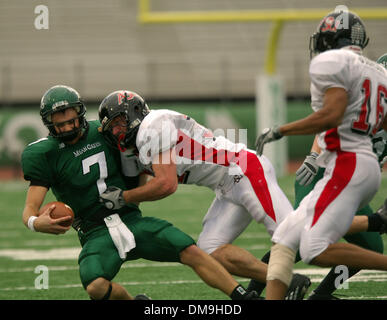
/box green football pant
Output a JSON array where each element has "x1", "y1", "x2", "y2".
[{"x1": 77, "y1": 211, "x2": 195, "y2": 289}]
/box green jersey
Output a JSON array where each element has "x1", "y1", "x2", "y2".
[{"x1": 22, "y1": 120, "x2": 138, "y2": 227}]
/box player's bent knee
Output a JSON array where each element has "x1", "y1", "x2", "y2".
[
  {"x1": 209, "y1": 244, "x2": 230, "y2": 261},
  {"x1": 180, "y1": 244, "x2": 200, "y2": 263},
  {"x1": 266, "y1": 243, "x2": 296, "y2": 286},
  {"x1": 86, "y1": 277, "x2": 112, "y2": 300}
]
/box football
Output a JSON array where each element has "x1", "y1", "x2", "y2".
[{"x1": 39, "y1": 201, "x2": 74, "y2": 227}]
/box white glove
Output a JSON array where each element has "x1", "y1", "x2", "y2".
[
  {"x1": 255, "y1": 126, "x2": 283, "y2": 156},
  {"x1": 99, "y1": 186, "x2": 126, "y2": 210},
  {"x1": 295, "y1": 152, "x2": 319, "y2": 186}
]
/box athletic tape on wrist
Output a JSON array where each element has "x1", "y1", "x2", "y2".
[{"x1": 27, "y1": 216, "x2": 38, "y2": 232}]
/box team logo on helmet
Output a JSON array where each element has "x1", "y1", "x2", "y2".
[
  {"x1": 52, "y1": 100, "x2": 69, "y2": 110},
  {"x1": 117, "y1": 91, "x2": 135, "y2": 105},
  {"x1": 321, "y1": 16, "x2": 338, "y2": 32}
]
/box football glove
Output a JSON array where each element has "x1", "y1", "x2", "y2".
[
  {"x1": 255, "y1": 126, "x2": 283, "y2": 156},
  {"x1": 295, "y1": 152, "x2": 319, "y2": 186},
  {"x1": 99, "y1": 186, "x2": 126, "y2": 210},
  {"x1": 375, "y1": 198, "x2": 387, "y2": 234}
]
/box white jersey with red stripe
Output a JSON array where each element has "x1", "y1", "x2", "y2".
[
  {"x1": 135, "y1": 109, "x2": 247, "y2": 190},
  {"x1": 271, "y1": 48, "x2": 386, "y2": 264},
  {"x1": 310, "y1": 48, "x2": 387, "y2": 162},
  {"x1": 119, "y1": 108, "x2": 294, "y2": 253}
]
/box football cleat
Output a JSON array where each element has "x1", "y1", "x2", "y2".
[
  {"x1": 376, "y1": 198, "x2": 387, "y2": 234},
  {"x1": 246, "y1": 279, "x2": 264, "y2": 295},
  {"x1": 285, "y1": 273, "x2": 312, "y2": 300},
  {"x1": 307, "y1": 291, "x2": 340, "y2": 300},
  {"x1": 134, "y1": 293, "x2": 152, "y2": 300},
  {"x1": 243, "y1": 290, "x2": 263, "y2": 300}
]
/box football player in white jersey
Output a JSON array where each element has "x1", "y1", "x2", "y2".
[
  {"x1": 256, "y1": 11, "x2": 387, "y2": 299},
  {"x1": 289, "y1": 54, "x2": 387, "y2": 300},
  {"x1": 97, "y1": 90, "x2": 311, "y2": 299}
]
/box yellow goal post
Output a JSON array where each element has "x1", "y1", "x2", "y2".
[{"x1": 137, "y1": 1, "x2": 387, "y2": 175}]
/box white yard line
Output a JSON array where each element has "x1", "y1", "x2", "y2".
[
  {"x1": 0, "y1": 244, "x2": 269, "y2": 261},
  {"x1": 1, "y1": 275, "x2": 387, "y2": 296}
]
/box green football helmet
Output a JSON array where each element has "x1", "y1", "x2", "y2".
[
  {"x1": 377, "y1": 53, "x2": 387, "y2": 69},
  {"x1": 40, "y1": 85, "x2": 87, "y2": 141}
]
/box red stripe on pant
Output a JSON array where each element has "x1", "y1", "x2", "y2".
[
  {"x1": 311, "y1": 152, "x2": 356, "y2": 227},
  {"x1": 176, "y1": 131, "x2": 276, "y2": 222},
  {"x1": 241, "y1": 151, "x2": 276, "y2": 222}
]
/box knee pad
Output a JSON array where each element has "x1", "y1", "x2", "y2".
[{"x1": 266, "y1": 243, "x2": 296, "y2": 286}]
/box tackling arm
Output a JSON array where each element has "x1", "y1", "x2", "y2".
[{"x1": 121, "y1": 149, "x2": 178, "y2": 203}]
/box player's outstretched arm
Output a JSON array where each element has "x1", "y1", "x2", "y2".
[
  {"x1": 281, "y1": 88, "x2": 348, "y2": 136},
  {"x1": 255, "y1": 88, "x2": 347, "y2": 156}
]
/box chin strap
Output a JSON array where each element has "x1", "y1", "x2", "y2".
[{"x1": 117, "y1": 133, "x2": 127, "y2": 152}]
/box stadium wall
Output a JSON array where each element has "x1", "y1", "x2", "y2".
[
  {"x1": 0, "y1": 100, "x2": 314, "y2": 166},
  {"x1": 1, "y1": 0, "x2": 387, "y2": 103}
]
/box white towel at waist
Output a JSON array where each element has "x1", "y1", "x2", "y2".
[{"x1": 104, "y1": 213, "x2": 136, "y2": 260}]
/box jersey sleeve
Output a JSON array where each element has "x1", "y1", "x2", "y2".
[
  {"x1": 309, "y1": 50, "x2": 350, "y2": 93},
  {"x1": 21, "y1": 140, "x2": 53, "y2": 187},
  {"x1": 120, "y1": 151, "x2": 148, "y2": 177},
  {"x1": 136, "y1": 116, "x2": 178, "y2": 164}
]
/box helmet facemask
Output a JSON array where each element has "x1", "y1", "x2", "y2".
[
  {"x1": 41, "y1": 103, "x2": 87, "y2": 142},
  {"x1": 99, "y1": 90, "x2": 150, "y2": 151},
  {"x1": 101, "y1": 112, "x2": 141, "y2": 152}
]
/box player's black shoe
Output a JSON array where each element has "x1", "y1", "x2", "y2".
[
  {"x1": 246, "y1": 279, "x2": 264, "y2": 295},
  {"x1": 134, "y1": 294, "x2": 151, "y2": 300},
  {"x1": 285, "y1": 273, "x2": 312, "y2": 300},
  {"x1": 376, "y1": 198, "x2": 387, "y2": 234},
  {"x1": 307, "y1": 291, "x2": 340, "y2": 300},
  {"x1": 244, "y1": 290, "x2": 264, "y2": 300}
]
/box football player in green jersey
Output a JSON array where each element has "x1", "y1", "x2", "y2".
[{"x1": 21, "y1": 85, "x2": 259, "y2": 300}]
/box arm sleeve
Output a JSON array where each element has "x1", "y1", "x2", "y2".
[
  {"x1": 137, "y1": 119, "x2": 178, "y2": 164},
  {"x1": 21, "y1": 146, "x2": 52, "y2": 188},
  {"x1": 309, "y1": 51, "x2": 350, "y2": 93}
]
